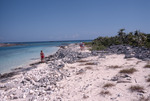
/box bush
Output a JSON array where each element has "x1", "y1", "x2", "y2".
[
  {"x1": 144, "y1": 64, "x2": 150, "y2": 68},
  {"x1": 85, "y1": 29, "x2": 150, "y2": 51},
  {"x1": 129, "y1": 85, "x2": 144, "y2": 92},
  {"x1": 119, "y1": 68, "x2": 137, "y2": 74},
  {"x1": 103, "y1": 83, "x2": 115, "y2": 88},
  {"x1": 85, "y1": 62, "x2": 96, "y2": 65},
  {"x1": 91, "y1": 45, "x2": 106, "y2": 50},
  {"x1": 100, "y1": 90, "x2": 111, "y2": 96},
  {"x1": 109, "y1": 65, "x2": 122, "y2": 69}
]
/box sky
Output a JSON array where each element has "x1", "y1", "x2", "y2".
[{"x1": 0, "y1": 0, "x2": 150, "y2": 42}]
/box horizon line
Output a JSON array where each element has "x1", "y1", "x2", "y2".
[{"x1": 0, "y1": 39, "x2": 93, "y2": 43}]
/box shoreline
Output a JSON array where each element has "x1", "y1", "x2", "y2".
[
  {"x1": 0, "y1": 43, "x2": 150, "y2": 101},
  {"x1": 0, "y1": 46, "x2": 59, "y2": 75},
  {"x1": 0, "y1": 44, "x2": 74, "y2": 80},
  {"x1": 0, "y1": 43, "x2": 24, "y2": 47}
]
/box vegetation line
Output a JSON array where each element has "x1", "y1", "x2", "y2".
[{"x1": 85, "y1": 29, "x2": 150, "y2": 50}]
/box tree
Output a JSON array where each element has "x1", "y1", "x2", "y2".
[
  {"x1": 126, "y1": 32, "x2": 133, "y2": 45},
  {"x1": 118, "y1": 29, "x2": 126, "y2": 44}
]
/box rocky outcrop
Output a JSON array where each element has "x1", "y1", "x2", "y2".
[
  {"x1": 106, "y1": 45, "x2": 150, "y2": 60},
  {"x1": 90, "y1": 45, "x2": 150, "y2": 60},
  {"x1": 46, "y1": 44, "x2": 92, "y2": 64}
]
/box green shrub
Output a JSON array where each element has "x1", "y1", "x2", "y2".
[
  {"x1": 85, "y1": 29, "x2": 150, "y2": 51},
  {"x1": 91, "y1": 45, "x2": 106, "y2": 50}
]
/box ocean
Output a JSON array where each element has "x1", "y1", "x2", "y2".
[{"x1": 0, "y1": 40, "x2": 90, "y2": 74}]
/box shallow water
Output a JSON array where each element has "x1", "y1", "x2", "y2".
[
  {"x1": 0, "y1": 42, "x2": 58, "y2": 73},
  {"x1": 0, "y1": 40, "x2": 91, "y2": 73}
]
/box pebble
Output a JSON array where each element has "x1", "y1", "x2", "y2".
[{"x1": 29, "y1": 90, "x2": 34, "y2": 94}]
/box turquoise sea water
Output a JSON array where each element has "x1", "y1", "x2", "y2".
[{"x1": 0, "y1": 40, "x2": 91, "y2": 73}]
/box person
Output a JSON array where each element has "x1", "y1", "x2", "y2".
[
  {"x1": 79, "y1": 42, "x2": 82, "y2": 50},
  {"x1": 80, "y1": 42, "x2": 85, "y2": 50},
  {"x1": 82, "y1": 42, "x2": 85, "y2": 50},
  {"x1": 40, "y1": 50, "x2": 45, "y2": 63}
]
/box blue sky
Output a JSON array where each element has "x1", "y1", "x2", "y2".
[{"x1": 0, "y1": 0, "x2": 150, "y2": 42}]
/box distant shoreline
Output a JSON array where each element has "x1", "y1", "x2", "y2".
[
  {"x1": 0, "y1": 43, "x2": 24, "y2": 47},
  {"x1": 0, "y1": 39, "x2": 92, "y2": 44},
  {"x1": 0, "y1": 40, "x2": 92, "y2": 47}
]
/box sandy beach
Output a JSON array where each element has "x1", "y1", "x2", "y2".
[{"x1": 0, "y1": 44, "x2": 150, "y2": 101}]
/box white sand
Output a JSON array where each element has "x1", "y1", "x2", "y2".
[
  {"x1": 0, "y1": 45, "x2": 150, "y2": 101},
  {"x1": 50, "y1": 49, "x2": 150, "y2": 101}
]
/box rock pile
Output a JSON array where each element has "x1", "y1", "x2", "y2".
[
  {"x1": 46, "y1": 44, "x2": 92, "y2": 64},
  {"x1": 107, "y1": 45, "x2": 150, "y2": 60}
]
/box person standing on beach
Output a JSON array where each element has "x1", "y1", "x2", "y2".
[
  {"x1": 40, "y1": 50, "x2": 45, "y2": 63},
  {"x1": 82, "y1": 42, "x2": 85, "y2": 50},
  {"x1": 80, "y1": 42, "x2": 85, "y2": 50}
]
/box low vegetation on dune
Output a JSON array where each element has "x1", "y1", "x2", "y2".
[
  {"x1": 147, "y1": 78, "x2": 150, "y2": 82},
  {"x1": 85, "y1": 29, "x2": 150, "y2": 50},
  {"x1": 129, "y1": 85, "x2": 144, "y2": 92},
  {"x1": 79, "y1": 62, "x2": 96, "y2": 66},
  {"x1": 83, "y1": 94, "x2": 89, "y2": 99},
  {"x1": 77, "y1": 60, "x2": 88, "y2": 63},
  {"x1": 100, "y1": 90, "x2": 111, "y2": 96},
  {"x1": 85, "y1": 62, "x2": 96, "y2": 65},
  {"x1": 146, "y1": 75, "x2": 150, "y2": 82},
  {"x1": 119, "y1": 68, "x2": 137, "y2": 74},
  {"x1": 109, "y1": 65, "x2": 122, "y2": 69},
  {"x1": 103, "y1": 83, "x2": 115, "y2": 88},
  {"x1": 144, "y1": 64, "x2": 150, "y2": 68},
  {"x1": 85, "y1": 66, "x2": 93, "y2": 70}
]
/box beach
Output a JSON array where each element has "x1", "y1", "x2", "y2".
[{"x1": 0, "y1": 44, "x2": 150, "y2": 101}]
